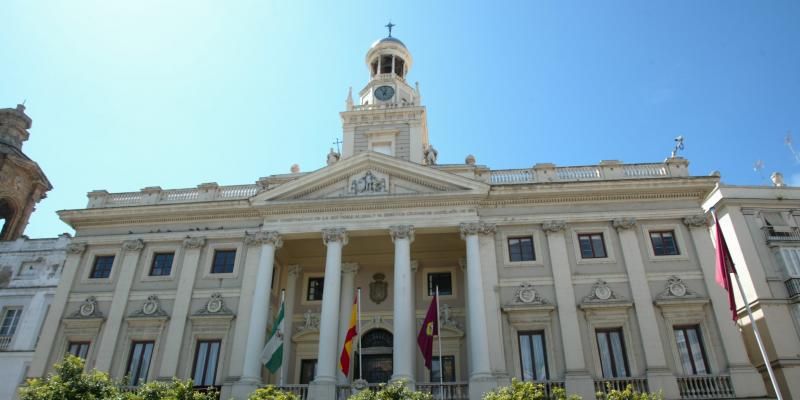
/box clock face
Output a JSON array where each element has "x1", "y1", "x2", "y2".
[{"x1": 374, "y1": 85, "x2": 395, "y2": 101}]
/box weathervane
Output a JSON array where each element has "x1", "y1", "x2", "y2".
[
  {"x1": 385, "y1": 21, "x2": 395, "y2": 37},
  {"x1": 670, "y1": 135, "x2": 684, "y2": 158}
]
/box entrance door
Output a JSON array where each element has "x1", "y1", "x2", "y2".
[{"x1": 354, "y1": 329, "x2": 393, "y2": 383}]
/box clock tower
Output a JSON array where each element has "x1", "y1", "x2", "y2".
[{"x1": 340, "y1": 25, "x2": 430, "y2": 164}]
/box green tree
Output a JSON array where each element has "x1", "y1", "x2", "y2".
[
  {"x1": 347, "y1": 381, "x2": 433, "y2": 400},
  {"x1": 596, "y1": 384, "x2": 663, "y2": 400},
  {"x1": 247, "y1": 386, "x2": 299, "y2": 400},
  {"x1": 127, "y1": 379, "x2": 218, "y2": 400},
  {"x1": 482, "y1": 379, "x2": 580, "y2": 400},
  {"x1": 19, "y1": 355, "x2": 120, "y2": 400}
]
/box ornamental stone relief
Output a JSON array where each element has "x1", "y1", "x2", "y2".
[
  {"x1": 194, "y1": 292, "x2": 234, "y2": 316},
  {"x1": 459, "y1": 222, "x2": 496, "y2": 238},
  {"x1": 656, "y1": 276, "x2": 700, "y2": 299},
  {"x1": 130, "y1": 295, "x2": 167, "y2": 317},
  {"x1": 682, "y1": 215, "x2": 710, "y2": 228},
  {"x1": 389, "y1": 225, "x2": 415, "y2": 242},
  {"x1": 612, "y1": 218, "x2": 637, "y2": 230},
  {"x1": 582, "y1": 280, "x2": 625, "y2": 303},
  {"x1": 70, "y1": 296, "x2": 103, "y2": 319},
  {"x1": 122, "y1": 239, "x2": 145, "y2": 252},
  {"x1": 513, "y1": 282, "x2": 550, "y2": 305},
  {"x1": 66, "y1": 242, "x2": 87, "y2": 255},
  {"x1": 369, "y1": 273, "x2": 388, "y2": 304},
  {"x1": 298, "y1": 309, "x2": 320, "y2": 331},
  {"x1": 542, "y1": 220, "x2": 566, "y2": 233},
  {"x1": 245, "y1": 231, "x2": 283, "y2": 248},
  {"x1": 350, "y1": 171, "x2": 387, "y2": 195},
  {"x1": 322, "y1": 228, "x2": 348, "y2": 245},
  {"x1": 182, "y1": 236, "x2": 206, "y2": 249}
]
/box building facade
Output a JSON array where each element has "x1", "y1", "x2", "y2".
[
  {"x1": 704, "y1": 184, "x2": 800, "y2": 399},
  {"x1": 26, "y1": 34, "x2": 778, "y2": 400}
]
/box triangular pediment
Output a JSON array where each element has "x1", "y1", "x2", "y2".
[{"x1": 251, "y1": 152, "x2": 488, "y2": 202}]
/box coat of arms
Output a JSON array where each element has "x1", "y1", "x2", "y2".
[{"x1": 369, "y1": 273, "x2": 388, "y2": 304}]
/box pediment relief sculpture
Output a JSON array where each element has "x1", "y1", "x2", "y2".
[
  {"x1": 582, "y1": 280, "x2": 626, "y2": 304},
  {"x1": 129, "y1": 295, "x2": 168, "y2": 318},
  {"x1": 69, "y1": 296, "x2": 104, "y2": 319},
  {"x1": 513, "y1": 282, "x2": 550, "y2": 305},
  {"x1": 297, "y1": 309, "x2": 320, "y2": 332},
  {"x1": 350, "y1": 171, "x2": 387, "y2": 195},
  {"x1": 194, "y1": 292, "x2": 234, "y2": 316},
  {"x1": 656, "y1": 276, "x2": 702, "y2": 300}
]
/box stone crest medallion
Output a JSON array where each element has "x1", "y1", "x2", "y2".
[{"x1": 369, "y1": 273, "x2": 388, "y2": 304}]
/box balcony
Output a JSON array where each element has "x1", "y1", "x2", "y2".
[
  {"x1": 489, "y1": 161, "x2": 681, "y2": 185},
  {"x1": 593, "y1": 377, "x2": 648, "y2": 397},
  {"x1": 762, "y1": 226, "x2": 800, "y2": 243},
  {"x1": 785, "y1": 278, "x2": 800, "y2": 299},
  {"x1": 677, "y1": 375, "x2": 734, "y2": 399},
  {"x1": 0, "y1": 335, "x2": 12, "y2": 351}
]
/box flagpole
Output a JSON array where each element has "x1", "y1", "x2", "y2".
[
  {"x1": 357, "y1": 287, "x2": 363, "y2": 381},
  {"x1": 713, "y1": 209, "x2": 783, "y2": 400},
  {"x1": 731, "y1": 268, "x2": 783, "y2": 399},
  {"x1": 435, "y1": 286, "x2": 443, "y2": 400},
  {"x1": 279, "y1": 289, "x2": 285, "y2": 387}
]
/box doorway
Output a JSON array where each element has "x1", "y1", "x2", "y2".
[{"x1": 354, "y1": 328, "x2": 393, "y2": 383}]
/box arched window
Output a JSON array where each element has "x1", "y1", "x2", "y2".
[
  {"x1": 0, "y1": 199, "x2": 17, "y2": 240},
  {"x1": 361, "y1": 328, "x2": 393, "y2": 348}
]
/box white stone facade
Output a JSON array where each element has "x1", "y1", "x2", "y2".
[
  {"x1": 0, "y1": 235, "x2": 67, "y2": 400},
  {"x1": 21, "y1": 34, "x2": 787, "y2": 400}
]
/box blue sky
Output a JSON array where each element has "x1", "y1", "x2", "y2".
[{"x1": 2, "y1": 1, "x2": 799, "y2": 238}]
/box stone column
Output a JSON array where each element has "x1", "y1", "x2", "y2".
[
  {"x1": 96, "y1": 239, "x2": 145, "y2": 372},
  {"x1": 310, "y1": 228, "x2": 348, "y2": 400},
  {"x1": 12, "y1": 291, "x2": 48, "y2": 350},
  {"x1": 282, "y1": 265, "x2": 302, "y2": 385},
  {"x1": 459, "y1": 222, "x2": 497, "y2": 400},
  {"x1": 683, "y1": 215, "x2": 767, "y2": 398},
  {"x1": 390, "y1": 225, "x2": 416, "y2": 386},
  {"x1": 241, "y1": 231, "x2": 283, "y2": 384},
  {"x1": 158, "y1": 237, "x2": 205, "y2": 379},
  {"x1": 478, "y1": 229, "x2": 510, "y2": 387},
  {"x1": 29, "y1": 242, "x2": 86, "y2": 377},
  {"x1": 542, "y1": 221, "x2": 594, "y2": 400},
  {"x1": 613, "y1": 218, "x2": 679, "y2": 399},
  {"x1": 338, "y1": 263, "x2": 359, "y2": 382}
]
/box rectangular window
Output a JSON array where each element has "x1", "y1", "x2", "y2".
[
  {"x1": 518, "y1": 331, "x2": 548, "y2": 381},
  {"x1": 126, "y1": 341, "x2": 154, "y2": 386},
  {"x1": 431, "y1": 355, "x2": 456, "y2": 383},
  {"x1": 596, "y1": 328, "x2": 629, "y2": 378},
  {"x1": 307, "y1": 278, "x2": 324, "y2": 301},
  {"x1": 0, "y1": 308, "x2": 22, "y2": 336},
  {"x1": 428, "y1": 272, "x2": 453, "y2": 296},
  {"x1": 192, "y1": 340, "x2": 221, "y2": 387},
  {"x1": 211, "y1": 250, "x2": 236, "y2": 274},
  {"x1": 650, "y1": 231, "x2": 680, "y2": 256},
  {"x1": 508, "y1": 237, "x2": 535, "y2": 262},
  {"x1": 67, "y1": 341, "x2": 90, "y2": 359},
  {"x1": 90, "y1": 255, "x2": 115, "y2": 279},
  {"x1": 578, "y1": 233, "x2": 607, "y2": 259},
  {"x1": 149, "y1": 252, "x2": 174, "y2": 276},
  {"x1": 674, "y1": 326, "x2": 709, "y2": 375},
  {"x1": 299, "y1": 359, "x2": 317, "y2": 384}
]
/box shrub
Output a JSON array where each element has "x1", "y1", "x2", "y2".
[
  {"x1": 596, "y1": 384, "x2": 663, "y2": 400},
  {"x1": 248, "y1": 386, "x2": 299, "y2": 400},
  {"x1": 482, "y1": 379, "x2": 580, "y2": 400},
  {"x1": 129, "y1": 379, "x2": 218, "y2": 400},
  {"x1": 347, "y1": 381, "x2": 433, "y2": 400},
  {"x1": 19, "y1": 355, "x2": 120, "y2": 400}
]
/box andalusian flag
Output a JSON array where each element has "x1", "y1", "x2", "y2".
[
  {"x1": 262, "y1": 300, "x2": 285, "y2": 373},
  {"x1": 417, "y1": 293, "x2": 439, "y2": 369},
  {"x1": 339, "y1": 294, "x2": 358, "y2": 375}
]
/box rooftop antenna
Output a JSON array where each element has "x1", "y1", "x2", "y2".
[
  {"x1": 785, "y1": 130, "x2": 800, "y2": 163},
  {"x1": 670, "y1": 135, "x2": 684, "y2": 158},
  {"x1": 333, "y1": 138, "x2": 342, "y2": 153},
  {"x1": 385, "y1": 21, "x2": 395, "y2": 37}
]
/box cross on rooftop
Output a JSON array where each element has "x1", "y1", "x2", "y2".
[{"x1": 386, "y1": 21, "x2": 395, "y2": 37}]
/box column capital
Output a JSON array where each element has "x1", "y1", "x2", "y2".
[
  {"x1": 182, "y1": 236, "x2": 206, "y2": 249},
  {"x1": 322, "y1": 227, "x2": 348, "y2": 246},
  {"x1": 612, "y1": 217, "x2": 637, "y2": 230},
  {"x1": 542, "y1": 220, "x2": 566, "y2": 233},
  {"x1": 245, "y1": 231, "x2": 283, "y2": 248},
  {"x1": 122, "y1": 239, "x2": 144, "y2": 252},
  {"x1": 410, "y1": 260, "x2": 419, "y2": 272},
  {"x1": 342, "y1": 262, "x2": 359, "y2": 275},
  {"x1": 288, "y1": 264, "x2": 303, "y2": 277},
  {"x1": 389, "y1": 225, "x2": 415, "y2": 243},
  {"x1": 459, "y1": 222, "x2": 496, "y2": 239},
  {"x1": 682, "y1": 214, "x2": 710, "y2": 228},
  {"x1": 66, "y1": 242, "x2": 87, "y2": 255}
]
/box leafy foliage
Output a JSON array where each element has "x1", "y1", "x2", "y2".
[
  {"x1": 346, "y1": 381, "x2": 433, "y2": 400},
  {"x1": 128, "y1": 379, "x2": 218, "y2": 400},
  {"x1": 248, "y1": 386, "x2": 299, "y2": 400},
  {"x1": 482, "y1": 379, "x2": 580, "y2": 400},
  {"x1": 19, "y1": 355, "x2": 120, "y2": 400},
  {"x1": 596, "y1": 384, "x2": 663, "y2": 400}
]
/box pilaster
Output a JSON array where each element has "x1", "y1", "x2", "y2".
[
  {"x1": 158, "y1": 236, "x2": 206, "y2": 379},
  {"x1": 282, "y1": 265, "x2": 302, "y2": 385},
  {"x1": 95, "y1": 239, "x2": 145, "y2": 372},
  {"x1": 338, "y1": 263, "x2": 359, "y2": 382}
]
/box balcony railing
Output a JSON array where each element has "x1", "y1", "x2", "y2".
[
  {"x1": 0, "y1": 335, "x2": 12, "y2": 351},
  {"x1": 416, "y1": 382, "x2": 469, "y2": 400},
  {"x1": 785, "y1": 277, "x2": 800, "y2": 299},
  {"x1": 762, "y1": 226, "x2": 800, "y2": 242},
  {"x1": 490, "y1": 161, "x2": 682, "y2": 185},
  {"x1": 677, "y1": 375, "x2": 734, "y2": 399},
  {"x1": 593, "y1": 377, "x2": 649, "y2": 397}
]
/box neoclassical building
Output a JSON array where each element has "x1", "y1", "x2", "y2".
[{"x1": 27, "y1": 33, "x2": 779, "y2": 400}]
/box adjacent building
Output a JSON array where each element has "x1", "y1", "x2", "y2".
[{"x1": 22, "y1": 32, "x2": 792, "y2": 400}]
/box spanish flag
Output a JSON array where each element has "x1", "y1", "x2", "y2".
[
  {"x1": 339, "y1": 294, "x2": 358, "y2": 376},
  {"x1": 417, "y1": 293, "x2": 439, "y2": 369}
]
